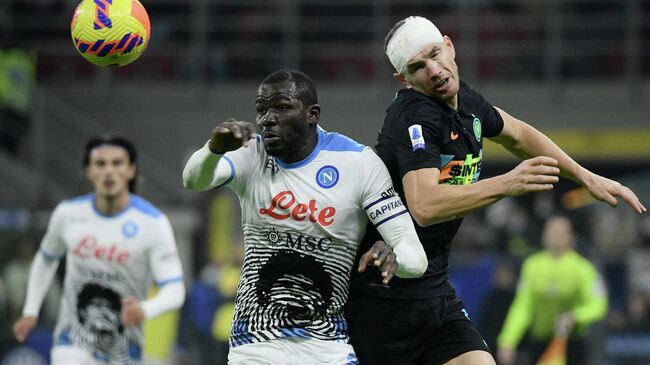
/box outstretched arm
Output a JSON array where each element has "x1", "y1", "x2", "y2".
[
  {"x1": 492, "y1": 107, "x2": 646, "y2": 214},
  {"x1": 404, "y1": 156, "x2": 560, "y2": 226},
  {"x1": 183, "y1": 119, "x2": 257, "y2": 191}
]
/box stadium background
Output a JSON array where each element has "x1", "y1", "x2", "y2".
[{"x1": 0, "y1": 0, "x2": 649, "y2": 364}]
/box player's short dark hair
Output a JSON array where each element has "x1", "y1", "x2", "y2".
[
  {"x1": 82, "y1": 135, "x2": 138, "y2": 193},
  {"x1": 260, "y1": 69, "x2": 318, "y2": 106},
  {"x1": 384, "y1": 19, "x2": 407, "y2": 52}
]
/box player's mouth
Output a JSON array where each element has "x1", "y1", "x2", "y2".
[
  {"x1": 262, "y1": 132, "x2": 281, "y2": 144},
  {"x1": 103, "y1": 180, "x2": 115, "y2": 189},
  {"x1": 434, "y1": 77, "x2": 449, "y2": 91}
]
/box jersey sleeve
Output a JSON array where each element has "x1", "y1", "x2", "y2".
[
  {"x1": 497, "y1": 258, "x2": 535, "y2": 348},
  {"x1": 359, "y1": 148, "x2": 409, "y2": 227},
  {"x1": 182, "y1": 138, "x2": 257, "y2": 194},
  {"x1": 359, "y1": 148, "x2": 427, "y2": 277},
  {"x1": 572, "y1": 262, "x2": 608, "y2": 324},
  {"x1": 387, "y1": 101, "x2": 445, "y2": 178},
  {"x1": 39, "y1": 202, "x2": 68, "y2": 259},
  {"x1": 220, "y1": 137, "x2": 259, "y2": 196},
  {"x1": 465, "y1": 83, "x2": 504, "y2": 138},
  {"x1": 148, "y1": 214, "x2": 184, "y2": 286}
]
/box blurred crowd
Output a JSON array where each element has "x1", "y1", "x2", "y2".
[{"x1": 2, "y1": 0, "x2": 647, "y2": 82}]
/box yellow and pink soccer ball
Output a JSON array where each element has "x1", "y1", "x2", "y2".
[{"x1": 70, "y1": 0, "x2": 151, "y2": 67}]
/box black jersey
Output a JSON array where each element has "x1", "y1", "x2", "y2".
[{"x1": 350, "y1": 81, "x2": 504, "y2": 299}]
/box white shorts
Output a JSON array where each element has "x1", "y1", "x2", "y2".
[
  {"x1": 228, "y1": 337, "x2": 358, "y2": 365},
  {"x1": 51, "y1": 345, "x2": 106, "y2": 365}
]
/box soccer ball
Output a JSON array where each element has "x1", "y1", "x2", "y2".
[{"x1": 70, "y1": 0, "x2": 151, "y2": 67}]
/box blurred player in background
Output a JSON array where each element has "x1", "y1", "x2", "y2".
[
  {"x1": 497, "y1": 214, "x2": 608, "y2": 365},
  {"x1": 347, "y1": 15, "x2": 646, "y2": 365},
  {"x1": 182, "y1": 68, "x2": 427, "y2": 364},
  {"x1": 12, "y1": 135, "x2": 185, "y2": 365}
]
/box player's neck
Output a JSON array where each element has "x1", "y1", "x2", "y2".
[
  {"x1": 549, "y1": 248, "x2": 569, "y2": 259},
  {"x1": 95, "y1": 192, "x2": 130, "y2": 215},
  {"x1": 280, "y1": 131, "x2": 318, "y2": 164}
]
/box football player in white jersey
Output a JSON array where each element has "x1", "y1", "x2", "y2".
[
  {"x1": 183, "y1": 68, "x2": 428, "y2": 364},
  {"x1": 13, "y1": 135, "x2": 185, "y2": 365}
]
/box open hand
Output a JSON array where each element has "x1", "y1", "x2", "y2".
[
  {"x1": 582, "y1": 173, "x2": 646, "y2": 214},
  {"x1": 357, "y1": 240, "x2": 398, "y2": 285},
  {"x1": 503, "y1": 156, "x2": 560, "y2": 196}
]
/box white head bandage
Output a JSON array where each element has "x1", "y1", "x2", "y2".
[{"x1": 386, "y1": 16, "x2": 444, "y2": 74}]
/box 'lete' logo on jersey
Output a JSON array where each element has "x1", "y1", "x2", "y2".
[
  {"x1": 73, "y1": 235, "x2": 130, "y2": 263},
  {"x1": 259, "y1": 190, "x2": 336, "y2": 227}
]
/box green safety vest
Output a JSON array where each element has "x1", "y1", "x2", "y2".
[
  {"x1": 0, "y1": 48, "x2": 36, "y2": 114},
  {"x1": 497, "y1": 250, "x2": 607, "y2": 347}
]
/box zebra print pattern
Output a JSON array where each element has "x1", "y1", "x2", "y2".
[{"x1": 230, "y1": 224, "x2": 357, "y2": 347}]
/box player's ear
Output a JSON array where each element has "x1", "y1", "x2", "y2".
[
  {"x1": 127, "y1": 163, "x2": 137, "y2": 181},
  {"x1": 84, "y1": 166, "x2": 92, "y2": 181},
  {"x1": 394, "y1": 72, "x2": 407, "y2": 86},
  {"x1": 444, "y1": 35, "x2": 456, "y2": 60},
  {"x1": 307, "y1": 104, "x2": 320, "y2": 124}
]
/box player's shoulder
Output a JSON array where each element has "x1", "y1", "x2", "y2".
[
  {"x1": 59, "y1": 193, "x2": 94, "y2": 211},
  {"x1": 523, "y1": 250, "x2": 552, "y2": 267},
  {"x1": 128, "y1": 194, "x2": 164, "y2": 219},
  {"x1": 318, "y1": 127, "x2": 367, "y2": 153},
  {"x1": 458, "y1": 80, "x2": 491, "y2": 109},
  {"x1": 566, "y1": 250, "x2": 596, "y2": 270},
  {"x1": 388, "y1": 89, "x2": 444, "y2": 126}
]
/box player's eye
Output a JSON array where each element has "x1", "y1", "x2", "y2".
[
  {"x1": 407, "y1": 63, "x2": 423, "y2": 74},
  {"x1": 256, "y1": 107, "x2": 268, "y2": 116}
]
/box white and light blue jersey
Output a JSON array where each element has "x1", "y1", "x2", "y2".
[
  {"x1": 214, "y1": 127, "x2": 409, "y2": 347},
  {"x1": 39, "y1": 194, "x2": 183, "y2": 365}
]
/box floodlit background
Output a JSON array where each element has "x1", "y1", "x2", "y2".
[{"x1": 0, "y1": 0, "x2": 649, "y2": 364}]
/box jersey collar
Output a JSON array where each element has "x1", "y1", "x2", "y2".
[{"x1": 274, "y1": 126, "x2": 325, "y2": 169}]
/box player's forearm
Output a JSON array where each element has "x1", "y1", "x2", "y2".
[
  {"x1": 182, "y1": 141, "x2": 223, "y2": 191},
  {"x1": 141, "y1": 281, "x2": 185, "y2": 320},
  {"x1": 497, "y1": 117, "x2": 589, "y2": 185},
  {"x1": 23, "y1": 252, "x2": 60, "y2": 318},
  {"x1": 375, "y1": 213, "x2": 428, "y2": 277},
  {"x1": 572, "y1": 297, "x2": 607, "y2": 325},
  {"x1": 409, "y1": 178, "x2": 507, "y2": 226}
]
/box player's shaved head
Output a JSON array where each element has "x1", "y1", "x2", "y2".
[{"x1": 259, "y1": 69, "x2": 318, "y2": 107}]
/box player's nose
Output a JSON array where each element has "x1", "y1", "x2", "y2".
[
  {"x1": 425, "y1": 60, "x2": 443, "y2": 78},
  {"x1": 258, "y1": 112, "x2": 278, "y2": 127}
]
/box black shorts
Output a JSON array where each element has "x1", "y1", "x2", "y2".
[{"x1": 346, "y1": 291, "x2": 491, "y2": 365}]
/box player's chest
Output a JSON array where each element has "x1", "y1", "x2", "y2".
[
  {"x1": 246, "y1": 165, "x2": 360, "y2": 229},
  {"x1": 439, "y1": 112, "x2": 483, "y2": 155},
  {"x1": 430, "y1": 111, "x2": 484, "y2": 185},
  {"x1": 63, "y1": 216, "x2": 149, "y2": 265},
  {"x1": 531, "y1": 265, "x2": 580, "y2": 298}
]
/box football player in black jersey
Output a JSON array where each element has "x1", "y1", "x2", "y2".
[{"x1": 347, "y1": 16, "x2": 645, "y2": 365}]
